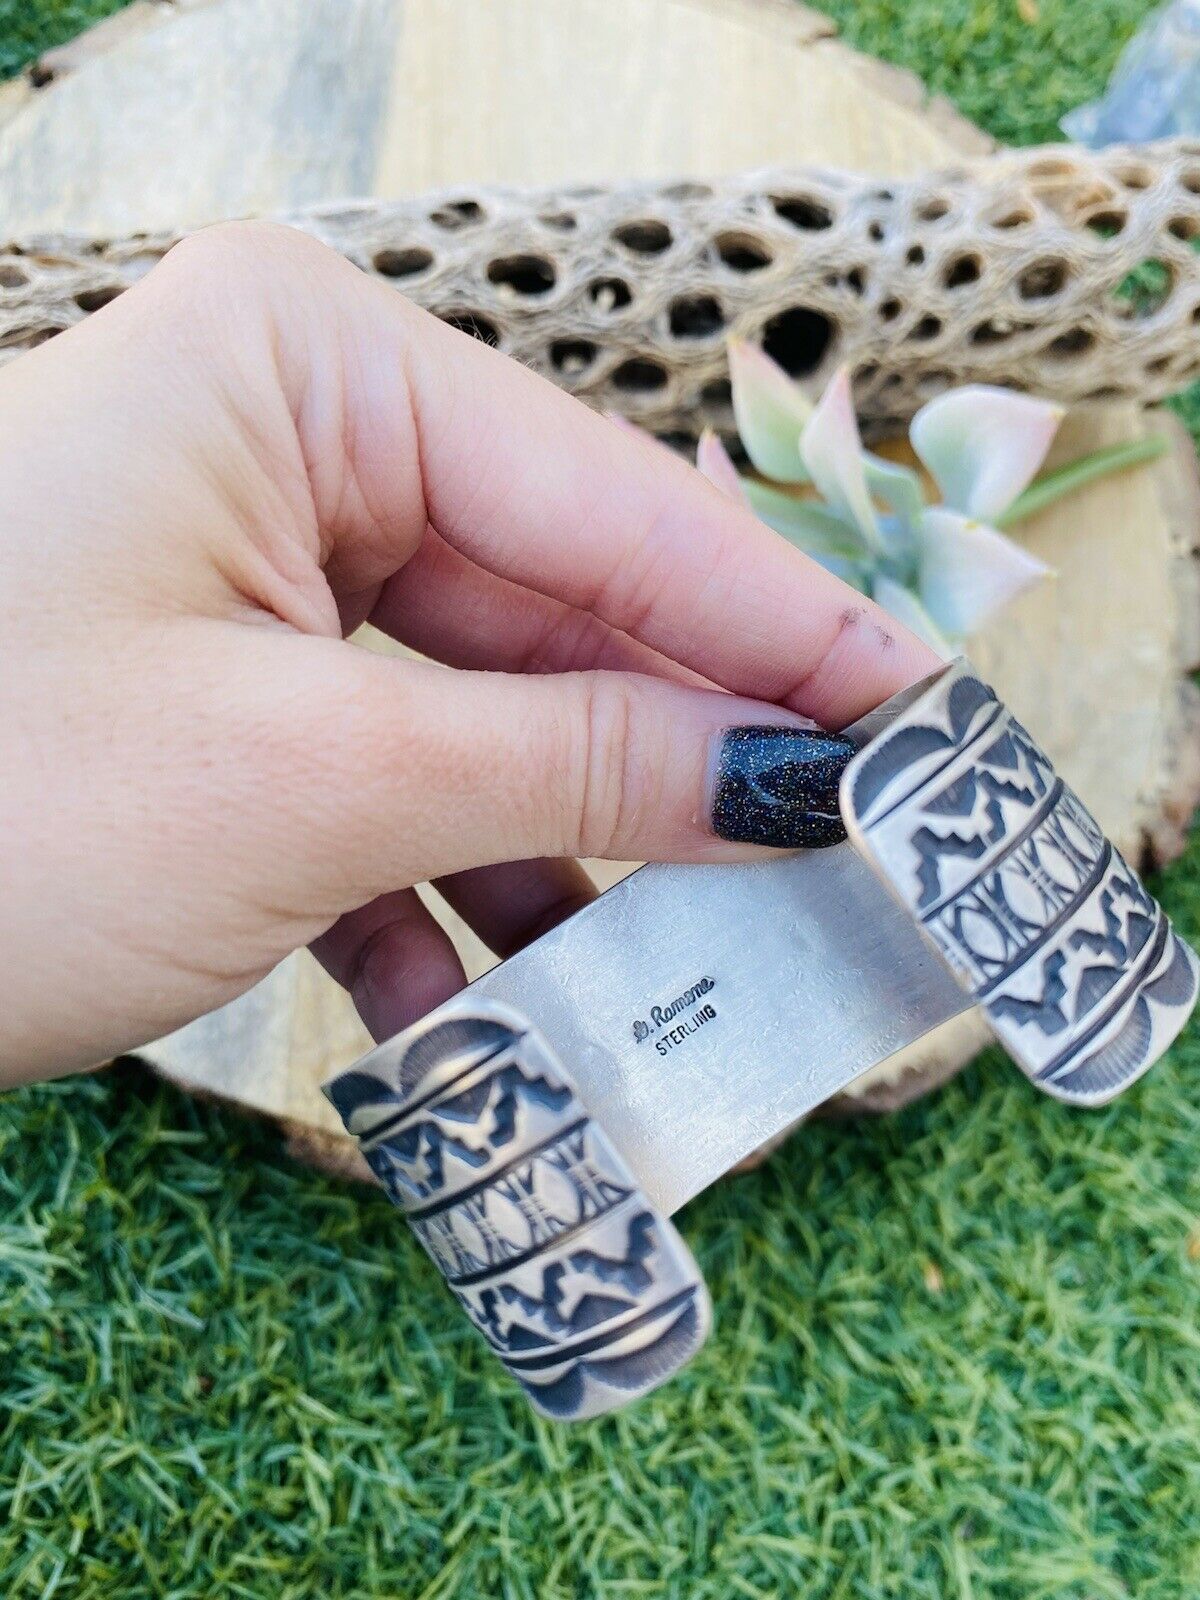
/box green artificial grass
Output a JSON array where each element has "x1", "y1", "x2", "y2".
[
  {"x1": 3, "y1": 1, "x2": 1200, "y2": 1596},
  {"x1": 811, "y1": 0, "x2": 1158, "y2": 149},
  {"x1": 0, "y1": 0, "x2": 129, "y2": 82}
]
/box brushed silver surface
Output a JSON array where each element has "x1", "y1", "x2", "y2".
[
  {"x1": 332, "y1": 669, "x2": 972, "y2": 1217},
  {"x1": 464, "y1": 845, "x2": 969, "y2": 1214}
]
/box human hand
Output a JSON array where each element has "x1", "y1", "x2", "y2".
[{"x1": 0, "y1": 223, "x2": 937, "y2": 1083}]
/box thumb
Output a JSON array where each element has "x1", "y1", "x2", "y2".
[{"x1": 287, "y1": 637, "x2": 865, "y2": 910}]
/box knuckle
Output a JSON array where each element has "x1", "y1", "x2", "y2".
[
  {"x1": 145, "y1": 221, "x2": 337, "y2": 339},
  {"x1": 574, "y1": 673, "x2": 645, "y2": 859},
  {"x1": 160, "y1": 220, "x2": 304, "y2": 286}
]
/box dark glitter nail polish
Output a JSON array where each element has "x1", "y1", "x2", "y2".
[{"x1": 710, "y1": 726, "x2": 857, "y2": 848}]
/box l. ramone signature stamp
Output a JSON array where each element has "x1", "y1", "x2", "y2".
[{"x1": 631, "y1": 976, "x2": 718, "y2": 1054}]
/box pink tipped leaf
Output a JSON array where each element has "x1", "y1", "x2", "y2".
[
  {"x1": 799, "y1": 367, "x2": 883, "y2": 555},
  {"x1": 696, "y1": 429, "x2": 747, "y2": 501},
  {"x1": 915, "y1": 507, "x2": 1051, "y2": 640},
  {"x1": 728, "y1": 339, "x2": 812, "y2": 483},
  {"x1": 910, "y1": 386, "x2": 1064, "y2": 521}
]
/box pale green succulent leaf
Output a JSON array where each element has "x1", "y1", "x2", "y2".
[
  {"x1": 875, "y1": 514, "x2": 919, "y2": 575},
  {"x1": 864, "y1": 451, "x2": 925, "y2": 526},
  {"x1": 910, "y1": 385, "x2": 1064, "y2": 520},
  {"x1": 799, "y1": 367, "x2": 884, "y2": 554},
  {"x1": 872, "y1": 576, "x2": 956, "y2": 657},
  {"x1": 741, "y1": 477, "x2": 869, "y2": 564},
  {"x1": 915, "y1": 507, "x2": 1051, "y2": 640},
  {"x1": 728, "y1": 339, "x2": 813, "y2": 483},
  {"x1": 810, "y1": 553, "x2": 871, "y2": 590}
]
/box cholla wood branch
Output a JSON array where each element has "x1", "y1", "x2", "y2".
[{"x1": 3, "y1": 139, "x2": 1200, "y2": 433}]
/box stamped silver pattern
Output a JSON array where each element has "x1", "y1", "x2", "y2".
[
  {"x1": 324, "y1": 1002, "x2": 711, "y2": 1420},
  {"x1": 843, "y1": 661, "x2": 1199, "y2": 1105}
]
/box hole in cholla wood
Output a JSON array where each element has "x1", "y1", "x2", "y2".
[
  {"x1": 700, "y1": 377, "x2": 732, "y2": 405},
  {"x1": 429, "y1": 198, "x2": 485, "y2": 230},
  {"x1": 1087, "y1": 208, "x2": 1127, "y2": 238},
  {"x1": 1018, "y1": 259, "x2": 1069, "y2": 299},
  {"x1": 74, "y1": 286, "x2": 124, "y2": 312},
  {"x1": 588, "y1": 277, "x2": 633, "y2": 312},
  {"x1": 374, "y1": 247, "x2": 434, "y2": 278},
  {"x1": 713, "y1": 232, "x2": 772, "y2": 273},
  {"x1": 668, "y1": 294, "x2": 725, "y2": 339},
  {"x1": 439, "y1": 310, "x2": 500, "y2": 347},
  {"x1": 487, "y1": 255, "x2": 557, "y2": 297},
  {"x1": 1046, "y1": 326, "x2": 1095, "y2": 357},
  {"x1": 611, "y1": 356, "x2": 669, "y2": 391},
  {"x1": 944, "y1": 254, "x2": 981, "y2": 289},
  {"x1": 760, "y1": 305, "x2": 834, "y2": 376},
  {"x1": 1115, "y1": 258, "x2": 1175, "y2": 320},
  {"x1": 909, "y1": 314, "x2": 942, "y2": 341},
  {"x1": 612, "y1": 220, "x2": 672, "y2": 255},
  {"x1": 770, "y1": 193, "x2": 833, "y2": 231},
  {"x1": 550, "y1": 338, "x2": 597, "y2": 375}
]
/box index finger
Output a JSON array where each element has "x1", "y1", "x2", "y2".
[
  {"x1": 392, "y1": 300, "x2": 937, "y2": 728},
  {"x1": 172, "y1": 222, "x2": 938, "y2": 727}
]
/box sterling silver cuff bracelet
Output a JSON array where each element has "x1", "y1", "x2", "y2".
[{"x1": 324, "y1": 660, "x2": 1199, "y2": 1422}]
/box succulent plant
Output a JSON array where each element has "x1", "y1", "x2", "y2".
[{"x1": 698, "y1": 343, "x2": 1161, "y2": 655}]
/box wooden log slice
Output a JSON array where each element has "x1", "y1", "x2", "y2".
[
  {"x1": 0, "y1": 0, "x2": 988, "y2": 238},
  {"x1": 2, "y1": 0, "x2": 1194, "y2": 1178}
]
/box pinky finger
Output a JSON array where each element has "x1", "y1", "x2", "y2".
[
  {"x1": 310, "y1": 887, "x2": 466, "y2": 1042},
  {"x1": 435, "y1": 856, "x2": 597, "y2": 961}
]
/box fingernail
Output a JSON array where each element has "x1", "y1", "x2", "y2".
[{"x1": 708, "y1": 726, "x2": 857, "y2": 848}]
